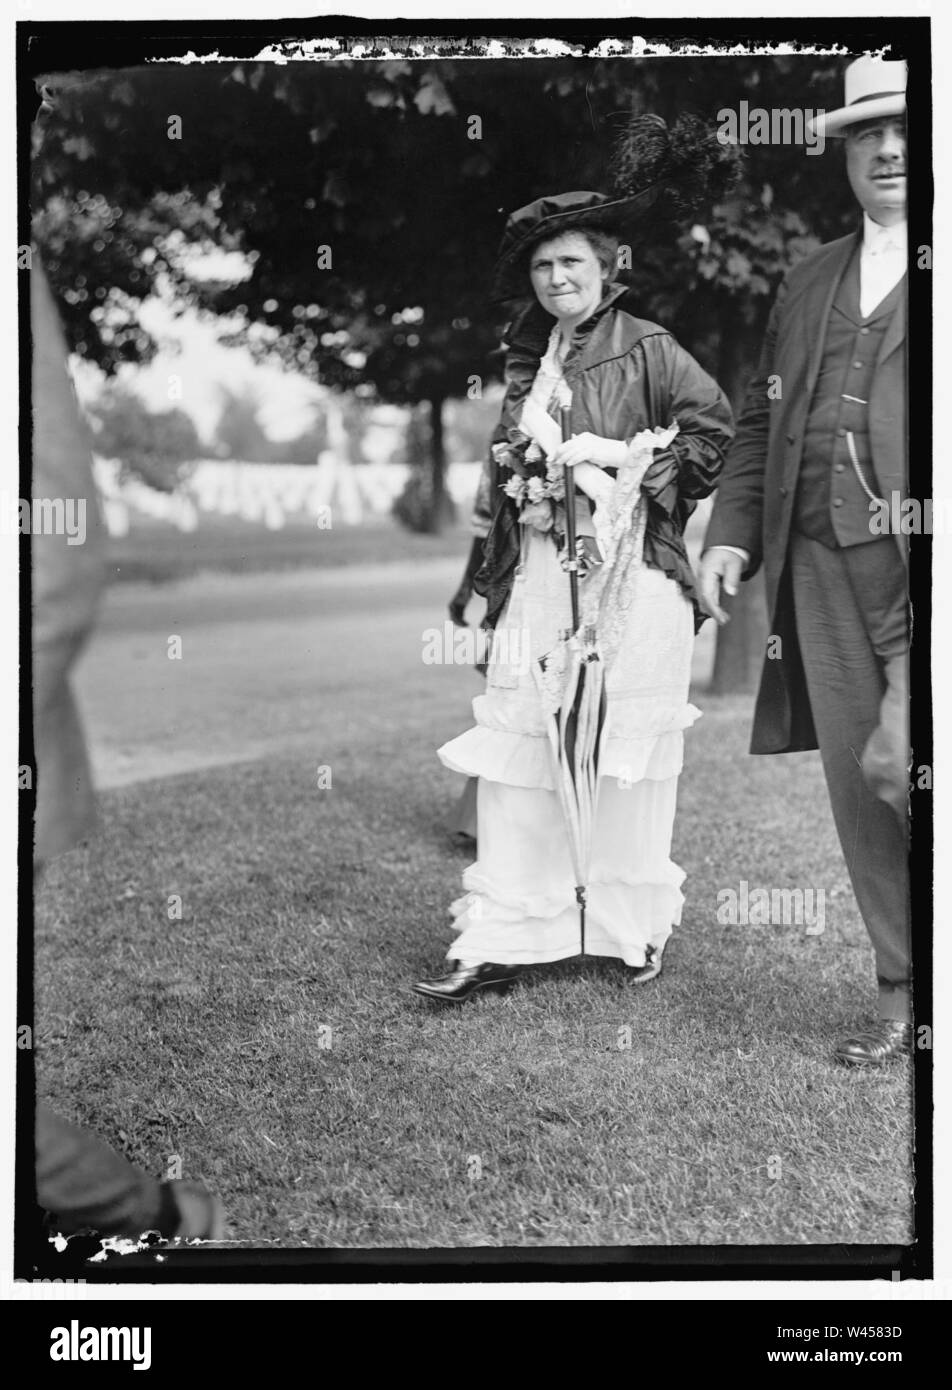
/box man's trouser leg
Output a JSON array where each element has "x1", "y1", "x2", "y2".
[{"x1": 789, "y1": 532, "x2": 911, "y2": 1021}]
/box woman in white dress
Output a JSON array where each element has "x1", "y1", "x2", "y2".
[{"x1": 414, "y1": 179, "x2": 733, "y2": 1003}]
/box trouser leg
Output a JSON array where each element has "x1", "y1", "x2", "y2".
[
  {"x1": 789, "y1": 533, "x2": 911, "y2": 1021},
  {"x1": 36, "y1": 1103, "x2": 173, "y2": 1239}
]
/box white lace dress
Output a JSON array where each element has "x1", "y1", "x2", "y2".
[{"x1": 437, "y1": 330, "x2": 699, "y2": 967}]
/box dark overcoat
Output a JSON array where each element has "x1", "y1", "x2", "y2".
[
  {"x1": 703, "y1": 229, "x2": 908, "y2": 753},
  {"x1": 475, "y1": 283, "x2": 735, "y2": 630}
]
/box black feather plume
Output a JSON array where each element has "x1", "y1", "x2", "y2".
[{"x1": 609, "y1": 112, "x2": 742, "y2": 222}]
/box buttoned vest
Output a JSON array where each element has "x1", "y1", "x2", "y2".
[{"x1": 794, "y1": 245, "x2": 906, "y2": 547}]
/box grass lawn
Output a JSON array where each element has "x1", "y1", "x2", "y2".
[{"x1": 34, "y1": 689, "x2": 914, "y2": 1250}]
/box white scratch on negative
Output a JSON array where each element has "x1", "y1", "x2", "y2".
[{"x1": 149, "y1": 37, "x2": 862, "y2": 66}]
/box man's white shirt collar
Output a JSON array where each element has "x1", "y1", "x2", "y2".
[{"x1": 863, "y1": 213, "x2": 907, "y2": 256}]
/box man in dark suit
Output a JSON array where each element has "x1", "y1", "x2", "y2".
[{"x1": 699, "y1": 56, "x2": 911, "y2": 1065}]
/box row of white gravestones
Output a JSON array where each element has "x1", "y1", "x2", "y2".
[{"x1": 93, "y1": 456, "x2": 481, "y2": 537}]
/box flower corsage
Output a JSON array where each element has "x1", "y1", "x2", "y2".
[{"x1": 493, "y1": 427, "x2": 604, "y2": 577}]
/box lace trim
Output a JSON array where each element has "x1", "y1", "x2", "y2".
[{"x1": 530, "y1": 419, "x2": 678, "y2": 695}]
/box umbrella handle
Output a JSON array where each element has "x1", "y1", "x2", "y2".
[{"x1": 559, "y1": 406, "x2": 581, "y2": 634}]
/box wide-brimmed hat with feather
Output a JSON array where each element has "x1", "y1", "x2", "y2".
[{"x1": 491, "y1": 113, "x2": 740, "y2": 303}]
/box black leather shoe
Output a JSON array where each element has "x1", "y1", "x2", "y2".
[
  {"x1": 412, "y1": 960, "x2": 521, "y2": 1003},
  {"x1": 834, "y1": 1020, "x2": 912, "y2": 1067}
]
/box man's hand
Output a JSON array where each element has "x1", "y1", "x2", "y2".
[
  {"x1": 548, "y1": 433, "x2": 628, "y2": 471},
  {"x1": 698, "y1": 547, "x2": 745, "y2": 624}
]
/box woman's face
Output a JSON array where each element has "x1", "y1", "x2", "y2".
[{"x1": 528, "y1": 232, "x2": 607, "y2": 325}]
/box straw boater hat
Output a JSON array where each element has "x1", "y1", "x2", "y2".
[
  {"x1": 490, "y1": 113, "x2": 740, "y2": 303},
  {"x1": 809, "y1": 55, "x2": 907, "y2": 139}
]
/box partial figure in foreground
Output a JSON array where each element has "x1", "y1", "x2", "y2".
[
  {"x1": 31, "y1": 255, "x2": 225, "y2": 1243},
  {"x1": 699, "y1": 57, "x2": 911, "y2": 1066},
  {"x1": 415, "y1": 117, "x2": 734, "y2": 1002}
]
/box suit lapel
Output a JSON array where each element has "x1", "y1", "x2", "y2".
[
  {"x1": 804, "y1": 232, "x2": 860, "y2": 397},
  {"x1": 876, "y1": 276, "x2": 907, "y2": 366}
]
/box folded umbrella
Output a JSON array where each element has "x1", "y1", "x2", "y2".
[{"x1": 534, "y1": 405, "x2": 608, "y2": 955}]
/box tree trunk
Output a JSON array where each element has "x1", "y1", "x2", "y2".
[
  {"x1": 415, "y1": 395, "x2": 456, "y2": 534},
  {"x1": 427, "y1": 394, "x2": 447, "y2": 532},
  {"x1": 393, "y1": 396, "x2": 456, "y2": 534},
  {"x1": 709, "y1": 302, "x2": 770, "y2": 696}
]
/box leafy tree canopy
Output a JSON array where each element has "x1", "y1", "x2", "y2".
[{"x1": 33, "y1": 56, "x2": 858, "y2": 405}]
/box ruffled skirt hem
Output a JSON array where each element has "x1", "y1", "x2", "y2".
[
  {"x1": 446, "y1": 882, "x2": 681, "y2": 968},
  {"x1": 455, "y1": 859, "x2": 685, "y2": 922},
  {"x1": 438, "y1": 705, "x2": 700, "y2": 791}
]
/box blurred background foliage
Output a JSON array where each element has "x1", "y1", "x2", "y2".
[
  {"x1": 33, "y1": 56, "x2": 857, "y2": 481},
  {"x1": 32, "y1": 56, "x2": 860, "y2": 685},
  {"x1": 85, "y1": 382, "x2": 202, "y2": 492}
]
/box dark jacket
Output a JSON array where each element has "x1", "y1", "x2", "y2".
[
  {"x1": 703, "y1": 229, "x2": 907, "y2": 754},
  {"x1": 474, "y1": 283, "x2": 735, "y2": 631}
]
